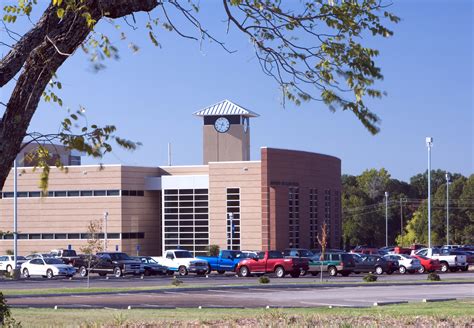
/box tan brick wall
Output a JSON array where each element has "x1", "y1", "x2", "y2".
[{"x1": 208, "y1": 161, "x2": 262, "y2": 251}]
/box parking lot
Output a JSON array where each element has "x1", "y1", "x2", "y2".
[{"x1": 1, "y1": 269, "x2": 473, "y2": 290}]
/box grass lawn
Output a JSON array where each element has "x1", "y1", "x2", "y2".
[{"x1": 9, "y1": 300, "x2": 474, "y2": 327}]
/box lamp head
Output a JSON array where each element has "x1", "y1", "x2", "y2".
[{"x1": 425, "y1": 137, "x2": 433, "y2": 147}]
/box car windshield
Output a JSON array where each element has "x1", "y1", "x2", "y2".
[
  {"x1": 145, "y1": 257, "x2": 158, "y2": 264},
  {"x1": 62, "y1": 250, "x2": 77, "y2": 257},
  {"x1": 44, "y1": 258, "x2": 64, "y2": 265},
  {"x1": 108, "y1": 253, "x2": 132, "y2": 261},
  {"x1": 299, "y1": 250, "x2": 313, "y2": 257},
  {"x1": 16, "y1": 256, "x2": 26, "y2": 260},
  {"x1": 174, "y1": 251, "x2": 193, "y2": 258}
]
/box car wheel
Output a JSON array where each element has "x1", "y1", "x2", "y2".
[
  {"x1": 290, "y1": 271, "x2": 300, "y2": 278},
  {"x1": 46, "y1": 269, "x2": 54, "y2": 279},
  {"x1": 375, "y1": 266, "x2": 384, "y2": 275},
  {"x1": 6, "y1": 265, "x2": 12, "y2": 274},
  {"x1": 79, "y1": 266, "x2": 88, "y2": 277},
  {"x1": 328, "y1": 266, "x2": 337, "y2": 277},
  {"x1": 22, "y1": 268, "x2": 30, "y2": 278},
  {"x1": 114, "y1": 267, "x2": 122, "y2": 278},
  {"x1": 239, "y1": 266, "x2": 250, "y2": 277},
  {"x1": 399, "y1": 266, "x2": 407, "y2": 274},
  {"x1": 275, "y1": 266, "x2": 286, "y2": 278},
  {"x1": 178, "y1": 266, "x2": 188, "y2": 276},
  {"x1": 300, "y1": 269, "x2": 307, "y2": 276},
  {"x1": 418, "y1": 266, "x2": 426, "y2": 274},
  {"x1": 440, "y1": 262, "x2": 449, "y2": 273},
  {"x1": 144, "y1": 269, "x2": 152, "y2": 277},
  {"x1": 217, "y1": 270, "x2": 226, "y2": 275}
]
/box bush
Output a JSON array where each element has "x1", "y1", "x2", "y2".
[
  {"x1": 259, "y1": 276, "x2": 270, "y2": 284},
  {"x1": 427, "y1": 272, "x2": 441, "y2": 281},
  {"x1": 171, "y1": 276, "x2": 183, "y2": 286},
  {"x1": 208, "y1": 244, "x2": 220, "y2": 256},
  {"x1": 363, "y1": 273, "x2": 377, "y2": 282}
]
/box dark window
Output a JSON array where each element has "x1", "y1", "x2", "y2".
[
  {"x1": 179, "y1": 189, "x2": 193, "y2": 195},
  {"x1": 108, "y1": 233, "x2": 120, "y2": 239},
  {"x1": 3, "y1": 234, "x2": 13, "y2": 240},
  {"x1": 165, "y1": 196, "x2": 178, "y2": 201},
  {"x1": 18, "y1": 192, "x2": 28, "y2": 197},
  {"x1": 195, "y1": 227, "x2": 208, "y2": 232},
  {"x1": 195, "y1": 208, "x2": 208, "y2": 213},
  {"x1": 122, "y1": 233, "x2": 130, "y2": 239},
  {"x1": 54, "y1": 191, "x2": 67, "y2": 197},
  {"x1": 18, "y1": 234, "x2": 28, "y2": 239},
  {"x1": 68, "y1": 233, "x2": 80, "y2": 239},
  {"x1": 194, "y1": 195, "x2": 208, "y2": 200},
  {"x1": 29, "y1": 191, "x2": 41, "y2": 197},
  {"x1": 80, "y1": 233, "x2": 91, "y2": 239},
  {"x1": 29, "y1": 234, "x2": 41, "y2": 239},
  {"x1": 41, "y1": 234, "x2": 54, "y2": 239},
  {"x1": 67, "y1": 191, "x2": 80, "y2": 197},
  {"x1": 179, "y1": 214, "x2": 193, "y2": 220},
  {"x1": 121, "y1": 190, "x2": 130, "y2": 196},
  {"x1": 227, "y1": 188, "x2": 240, "y2": 194},
  {"x1": 3, "y1": 192, "x2": 13, "y2": 198},
  {"x1": 93, "y1": 190, "x2": 106, "y2": 196},
  {"x1": 137, "y1": 232, "x2": 145, "y2": 239},
  {"x1": 107, "y1": 190, "x2": 120, "y2": 196},
  {"x1": 194, "y1": 189, "x2": 208, "y2": 194},
  {"x1": 195, "y1": 214, "x2": 208, "y2": 220},
  {"x1": 80, "y1": 190, "x2": 93, "y2": 197},
  {"x1": 129, "y1": 190, "x2": 137, "y2": 196},
  {"x1": 164, "y1": 189, "x2": 178, "y2": 195},
  {"x1": 137, "y1": 191, "x2": 144, "y2": 196},
  {"x1": 164, "y1": 227, "x2": 178, "y2": 232},
  {"x1": 54, "y1": 234, "x2": 67, "y2": 239},
  {"x1": 179, "y1": 195, "x2": 193, "y2": 201}
]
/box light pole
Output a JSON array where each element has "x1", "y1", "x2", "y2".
[
  {"x1": 400, "y1": 197, "x2": 406, "y2": 237},
  {"x1": 13, "y1": 159, "x2": 19, "y2": 279},
  {"x1": 384, "y1": 191, "x2": 389, "y2": 247},
  {"x1": 103, "y1": 211, "x2": 108, "y2": 251},
  {"x1": 445, "y1": 172, "x2": 450, "y2": 246},
  {"x1": 426, "y1": 137, "x2": 433, "y2": 249}
]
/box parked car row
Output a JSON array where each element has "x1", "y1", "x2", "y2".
[{"x1": 1, "y1": 244, "x2": 471, "y2": 279}]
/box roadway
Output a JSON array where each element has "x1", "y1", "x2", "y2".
[{"x1": 1, "y1": 271, "x2": 473, "y2": 290}]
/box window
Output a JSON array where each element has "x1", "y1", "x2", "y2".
[
  {"x1": 93, "y1": 190, "x2": 106, "y2": 196},
  {"x1": 288, "y1": 187, "x2": 300, "y2": 248},
  {"x1": 67, "y1": 191, "x2": 80, "y2": 197},
  {"x1": 54, "y1": 191, "x2": 67, "y2": 197},
  {"x1": 163, "y1": 188, "x2": 209, "y2": 256},
  {"x1": 107, "y1": 190, "x2": 120, "y2": 196},
  {"x1": 80, "y1": 190, "x2": 93, "y2": 197},
  {"x1": 29, "y1": 191, "x2": 41, "y2": 197},
  {"x1": 226, "y1": 188, "x2": 241, "y2": 251},
  {"x1": 309, "y1": 188, "x2": 318, "y2": 248}
]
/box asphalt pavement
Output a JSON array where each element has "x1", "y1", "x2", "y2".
[
  {"x1": 6, "y1": 284, "x2": 474, "y2": 308},
  {"x1": 1, "y1": 270, "x2": 473, "y2": 290}
]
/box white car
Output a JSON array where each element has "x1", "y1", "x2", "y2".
[
  {"x1": 21, "y1": 258, "x2": 76, "y2": 279},
  {"x1": 384, "y1": 254, "x2": 422, "y2": 274},
  {"x1": 153, "y1": 250, "x2": 208, "y2": 276},
  {"x1": 0, "y1": 255, "x2": 27, "y2": 274}
]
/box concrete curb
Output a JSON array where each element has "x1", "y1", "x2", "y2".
[
  {"x1": 422, "y1": 298, "x2": 457, "y2": 303},
  {"x1": 373, "y1": 301, "x2": 408, "y2": 306}
]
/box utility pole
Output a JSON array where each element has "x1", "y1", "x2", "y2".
[
  {"x1": 426, "y1": 137, "x2": 433, "y2": 249},
  {"x1": 445, "y1": 172, "x2": 450, "y2": 246},
  {"x1": 103, "y1": 211, "x2": 108, "y2": 251},
  {"x1": 400, "y1": 197, "x2": 404, "y2": 237},
  {"x1": 385, "y1": 191, "x2": 389, "y2": 247},
  {"x1": 228, "y1": 213, "x2": 234, "y2": 250},
  {"x1": 13, "y1": 159, "x2": 19, "y2": 279}
]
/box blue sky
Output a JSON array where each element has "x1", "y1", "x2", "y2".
[{"x1": 1, "y1": 1, "x2": 472, "y2": 181}]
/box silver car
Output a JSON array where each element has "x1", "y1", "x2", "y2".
[{"x1": 384, "y1": 254, "x2": 422, "y2": 274}]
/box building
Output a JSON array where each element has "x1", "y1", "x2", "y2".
[{"x1": 0, "y1": 100, "x2": 341, "y2": 255}]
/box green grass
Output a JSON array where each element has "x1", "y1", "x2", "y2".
[
  {"x1": 9, "y1": 300, "x2": 474, "y2": 327},
  {"x1": 3, "y1": 278, "x2": 474, "y2": 296}
]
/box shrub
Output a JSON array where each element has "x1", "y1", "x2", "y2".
[
  {"x1": 171, "y1": 276, "x2": 183, "y2": 286},
  {"x1": 208, "y1": 244, "x2": 220, "y2": 256},
  {"x1": 363, "y1": 273, "x2": 377, "y2": 282},
  {"x1": 427, "y1": 272, "x2": 441, "y2": 281},
  {"x1": 259, "y1": 276, "x2": 270, "y2": 284}
]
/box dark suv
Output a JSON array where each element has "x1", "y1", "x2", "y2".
[
  {"x1": 352, "y1": 254, "x2": 398, "y2": 275},
  {"x1": 76, "y1": 252, "x2": 143, "y2": 278},
  {"x1": 310, "y1": 252, "x2": 356, "y2": 276}
]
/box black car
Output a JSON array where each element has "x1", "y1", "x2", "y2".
[
  {"x1": 352, "y1": 254, "x2": 398, "y2": 275},
  {"x1": 76, "y1": 252, "x2": 143, "y2": 278},
  {"x1": 133, "y1": 256, "x2": 168, "y2": 276}
]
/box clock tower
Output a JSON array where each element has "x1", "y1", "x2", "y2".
[{"x1": 194, "y1": 99, "x2": 259, "y2": 164}]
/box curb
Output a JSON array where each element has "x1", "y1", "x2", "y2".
[{"x1": 373, "y1": 301, "x2": 408, "y2": 306}]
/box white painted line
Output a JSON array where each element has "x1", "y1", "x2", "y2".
[
  {"x1": 299, "y1": 301, "x2": 355, "y2": 307},
  {"x1": 207, "y1": 289, "x2": 247, "y2": 294},
  {"x1": 163, "y1": 291, "x2": 188, "y2": 295},
  {"x1": 248, "y1": 288, "x2": 282, "y2": 293}
]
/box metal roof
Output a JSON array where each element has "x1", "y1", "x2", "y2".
[{"x1": 193, "y1": 99, "x2": 259, "y2": 117}]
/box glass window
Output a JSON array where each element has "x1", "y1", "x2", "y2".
[
  {"x1": 108, "y1": 233, "x2": 120, "y2": 239},
  {"x1": 67, "y1": 233, "x2": 80, "y2": 239},
  {"x1": 41, "y1": 233, "x2": 54, "y2": 239},
  {"x1": 121, "y1": 190, "x2": 130, "y2": 196},
  {"x1": 93, "y1": 190, "x2": 106, "y2": 196},
  {"x1": 67, "y1": 190, "x2": 80, "y2": 197},
  {"x1": 54, "y1": 191, "x2": 67, "y2": 197},
  {"x1": 107, "y1": 190, "x2": 120, "y2": 196},
  {"x1": 28, "y1": 234, "x2": 41, "y2": 239},
  {"x1": 137, "y1": 191, "x2": 144, "y2": 196},
  {"x1": 80, "y1": 190, "x2": 93, "y2": 197}
]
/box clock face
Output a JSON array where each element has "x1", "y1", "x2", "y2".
[{"x1": 214, "y1": 117, "x2": 230, "y2": 133}]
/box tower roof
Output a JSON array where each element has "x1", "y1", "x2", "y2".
[{"x1": 193, "y1": 99, "x2": 259, "y2": 117}]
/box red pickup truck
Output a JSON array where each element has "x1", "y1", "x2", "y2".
[{"x1": 236, "y1": 250, "x2": 309, "y2": 278}]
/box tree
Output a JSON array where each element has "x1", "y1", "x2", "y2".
[
  {"x1": 80, "y1": 220, "x2": 104, "y2": 288},
  {"x1": 356, "y1": 168, "x2": 391, "y2": 200},
  {"x1": 0, "y1": 0, "x2": 399, "y2": 190}
]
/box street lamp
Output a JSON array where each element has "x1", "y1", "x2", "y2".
[
  {"x1": 384, "y1": 191, "x2": 389, "y2": 247},
  {"x1": 426, "y1": 137, "x2": 433, "y2": 249},
  {"x1": 445, "y1": 172, "x2": 450, "y2": 246},
  {"x1": 13, "y1": 159, "x2": 19, "y2": 279},
  {"x1": 227, "y1": 213, "x2": 234, "y2": 250}
]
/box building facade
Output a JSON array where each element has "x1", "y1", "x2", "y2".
[{"x1": 0, "y1": 100, "x2": 341, "y2": 255}]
